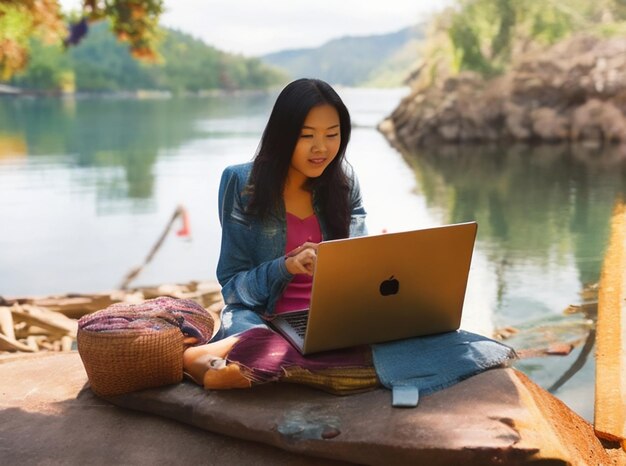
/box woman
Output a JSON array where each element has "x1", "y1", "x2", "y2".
[{"x1": 183, "y1": 78, "x2": 369, "y2": 387}]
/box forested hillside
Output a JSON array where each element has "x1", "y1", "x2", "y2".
[
  {"x1": 7, "y1": 22, "x2": 287, "y2": 93},
  {"x1": 413, "y1": 0, "x2": 626, "y2": 85},
  {"x1": 261, "y1": 26, "x2": 424, "y2": 87}
]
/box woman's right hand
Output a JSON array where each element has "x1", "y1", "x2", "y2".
[{"x1": 285, "y1": 242, "x2": 318, "y2": 276}]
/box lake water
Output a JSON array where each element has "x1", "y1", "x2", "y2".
[{"x1": 1, "y1": 87, "x2": 622, "y2": 421}]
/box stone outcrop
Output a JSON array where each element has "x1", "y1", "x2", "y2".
[
  {"x1": 108, "y1": 368, "x2": 622, "y2": 465},
  {"x1": 380, "y1": 35, "x2": 626, "y2": 149},
  {"x1": 0, "y1": 352, "x2": 343, "y2": 465}
]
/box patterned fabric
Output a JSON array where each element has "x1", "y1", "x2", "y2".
[
  {"x1": 225, "y1": 327, "x2": 375, "y2": 393},
  {"x1": 220, "y1": 328, "x2": 515, "y2": 403},
  {"x1": 78, "y1": 297, "x2": 214, "y2": 345},
  {"x1": 281, "y1": 365, "x2": 379, "y2": 395}
]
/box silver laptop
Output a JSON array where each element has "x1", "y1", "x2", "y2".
[{"x1": 270, "y1": 221, "x2": 478, "y2": 354}]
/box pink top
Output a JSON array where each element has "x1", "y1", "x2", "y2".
[{"x1": 274, "y1": 212, "x2": 322, "y2": 314}]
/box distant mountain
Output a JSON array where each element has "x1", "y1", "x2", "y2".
[{"x1": 260, "y1": 25, "x2": 425, "y2": 87}]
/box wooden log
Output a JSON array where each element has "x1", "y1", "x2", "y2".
[
  {"x1": 0, "y1": 333, "x2": 36, "y2": 352},
  {"x1": 594, "y1": 199, "x2": 626, "y2": 449},
  {"x1": 61, "y1": 335, "x2": 73, "y2": 352},
  {"x1": 34, "y1": 336, "x2": 53, "y2": 351},
  {"x1": 3, "y1": 281, "x2": 222, "y2": 319},
  {"x1": 26, "y1": 335, "x2": 40, "y2": 351},
  {"x1": 140, "y1": 281, "x2": 222, "y2": 308},
  {"x1": 8, "y1": 304, "x2": 77, "y2": 337},
  {"x1": 14, "y1": 325, "x2": 50, "y2": 339},
  {"x1": 26, "y1": 295, "x2": 117, "y2": 319},
  {"x1": 0, "y1": 280, "x2": 223, "y2": 355},
  {"x1": 0, "y1": 307, "x2": 15, "y2": 340}
]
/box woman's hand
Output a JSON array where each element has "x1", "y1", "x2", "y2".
[{"x1": 285, "y1": 242, "x2": 318, "y2": 276}]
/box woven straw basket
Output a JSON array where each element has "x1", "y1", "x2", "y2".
[{"x1": 77, "y1": 325, "x2": 184, "y2": 397}]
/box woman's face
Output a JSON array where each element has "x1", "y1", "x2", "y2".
[{"x1": 288, "y1": 104, "x2": 341, "y2": 185}]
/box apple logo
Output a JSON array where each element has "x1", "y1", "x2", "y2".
[{"x1": 379, "y1": 275, "x2": 400, "y2": 296}]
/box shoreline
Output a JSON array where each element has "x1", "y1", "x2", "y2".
[{"x1": 0, "y1": 87, "x2": 279, "y2": 100}]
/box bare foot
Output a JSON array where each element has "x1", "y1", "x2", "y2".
[
  {"x1": 203, "y1": 363, "x2": 251, "y2": 389},
  {"x1": 182, "y1": 335, "x2": 240, "y2": 385}
]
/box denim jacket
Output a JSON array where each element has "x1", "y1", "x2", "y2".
[{"x1": 216, "y1": 161, "x2": 367, "y2": 318}]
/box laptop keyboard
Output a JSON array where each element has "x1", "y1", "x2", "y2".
[{"x1": 283, "y1": 310, "x2": 309, "y2": 338}]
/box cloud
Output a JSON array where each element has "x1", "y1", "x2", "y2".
[
  {"x1": 60, "y1": 0, "x2": 450, "y2": 56},
  {"x1": 160, "y1": 0, "x2": 449, "y2": 56}
]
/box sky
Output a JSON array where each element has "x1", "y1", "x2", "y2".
[{"x1": 60, "y1": 0, "x2": 452, "y2": 56}]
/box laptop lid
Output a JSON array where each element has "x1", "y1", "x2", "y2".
[{"x1": 299, "y1": 221, "x2": 478, "y2": 354}]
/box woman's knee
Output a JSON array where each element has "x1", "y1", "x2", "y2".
[{"x1": 212, "y1": 307, "x2": 268, "y2": 341}]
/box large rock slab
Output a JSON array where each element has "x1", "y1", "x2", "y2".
[
  {"x1": 0, "y1": 352, "x2": 346, "y2": 465},
  {"x1": 2, "y1": 352, "x2": 619, "y2": 465},
  {"x1": 107, "y1": 366, "x2": 612, "y2": 465}
]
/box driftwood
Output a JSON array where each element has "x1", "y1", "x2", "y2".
[
  {"x1": 0, "y1": 280, "x2": 223, "y2": 356},
  {"x1": 494, "y1": 282, "x2": 604, "y2": 396},
  {"x1": 119, "y1": 205, "x2": 190, "y2": 290},
  {"x1": 0, "y1": 304, "x2": 76, "y2": 353},
  {"x1": 493, "y1": 312, "x2": 594, "y2": 359}
]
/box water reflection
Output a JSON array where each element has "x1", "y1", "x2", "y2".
[
  {"x1": 0, "y1": 94, "x2": 274, "y2": 204},
  {"x1": 0, "y1": 134, "x2": 27, "y2": 159},
  {"x1": 399, "y1": 143, "x2": 626, "y2": 420},
  {"x1": 401, "y1": 143, "x2": 626, "y2": 300}
]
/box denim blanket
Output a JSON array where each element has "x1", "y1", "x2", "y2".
[{"x1": 372, "y1": 330, "x2": 516, "y2": 407}]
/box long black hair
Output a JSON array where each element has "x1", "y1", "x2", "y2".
[{"x1": 247, "y1": 78, "x2": 352, "y2": 239}]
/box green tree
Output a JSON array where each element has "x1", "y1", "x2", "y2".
[
  {"x1": 13, "y1": 39, "x2": 74, "y2": 91},
  {"x1": 424, "y1": 0, "x2": 626, "y2": 80},
  {"x1": 9, "y1": 23, "x2": 287, "y2": 92},
  {"x1": 0, "y1": 0, "x2": 163, "y2": 79}
]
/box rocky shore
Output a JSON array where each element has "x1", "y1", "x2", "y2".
[{"x1": 380, "y1": 35, "x2": 626, "y2": 149}]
